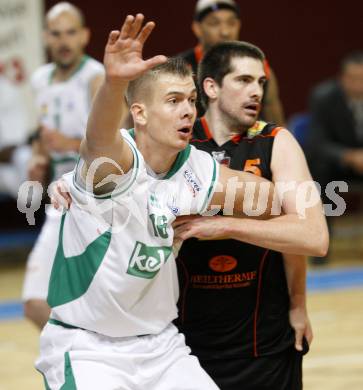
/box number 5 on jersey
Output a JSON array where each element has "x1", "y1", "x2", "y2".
[{"x1": 244, "y1": 158, "x2": 262, "y2": 177}]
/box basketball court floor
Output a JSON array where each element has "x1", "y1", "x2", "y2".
[{"x1": 1, "y1": 215, "x2": 362, "y2": 390}]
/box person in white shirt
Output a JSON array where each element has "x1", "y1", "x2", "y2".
[{"x1": 22, "y1": 2, "x2": 104, "y2": 329}]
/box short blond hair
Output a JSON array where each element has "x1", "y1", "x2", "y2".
[
  {"x1": 46, "y1": 2, "x2": 85, "y2": 27},
  {"x1": 126, "y1": 57, "x2": 193, "y2": 105}
]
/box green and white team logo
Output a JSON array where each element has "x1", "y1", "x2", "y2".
[{"x1": 127, "y1": 241, "x2": 172, "y2": 279}]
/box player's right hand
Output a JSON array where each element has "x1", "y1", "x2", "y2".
[
  {"x1": 104, "y1": 14, "x2": 167, "y2": 84},
  {"x1": 49, "y1": 179, "x2": 72, "y2": 210}
]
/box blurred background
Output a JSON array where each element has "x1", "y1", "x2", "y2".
[
  {"x1": 41, "y1": 0, "x2": 363, "y2": 119},
  {"x1": 0, "y1": 0, "x2": 362, "y2": 389}
]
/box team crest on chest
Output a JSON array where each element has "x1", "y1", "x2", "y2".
[
  {"x1": 167, "y1": 194, "x2": 180, "y2": 215},
  {"x1": 212, "y1": 151, "x2": 231, "y2": 166}
]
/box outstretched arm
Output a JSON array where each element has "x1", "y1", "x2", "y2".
[
  {"x1": 174, "y1": 130, "x2": 329, "y2": 256},
  {"x1": 80, "y1": 14, "x2": 167, "y2": 184},
  {"x1": 209, "y1": 165, "x2": 275, "y2": 219}
]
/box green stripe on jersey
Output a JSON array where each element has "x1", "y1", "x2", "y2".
[
  {"x1": 164, "y1": 145, "x2": 191, "y2": 180},
  {"x1": 72, "y1": 136, "x2": 140, "y2": 199},
  {"x1": 200, "y1": 157, "x2": 218, "y2": 213},
  {"x1": 128, "y1": 128, "x2": 191, "y2": 180},
  {"x1": 47, "y1": 213, "x2": 111, "y2": 307}
]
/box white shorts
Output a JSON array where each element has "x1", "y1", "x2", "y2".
[
  {"x1": 36, "y1": 321, "x2": 219, "y2": 390},
  {"x1": 22, "y1": 207, "x2": 63, "y2": 301}
]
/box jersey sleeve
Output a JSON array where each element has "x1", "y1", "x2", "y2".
[{"x1": 70, "y1": 129, "x2": 143, "y2": 201}]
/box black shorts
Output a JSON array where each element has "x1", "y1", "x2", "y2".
[{"x1": 198, "y1": 341, "x2": 309, "y2": 390}]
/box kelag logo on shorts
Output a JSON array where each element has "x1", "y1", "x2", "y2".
[{"x1": 127, "y1": 241, "x2": 172, "y2": 279}]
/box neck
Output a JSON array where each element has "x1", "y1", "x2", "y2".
[
  {"x1": 53, "y1": 55, "x2": 84, "y2": 82},
  {"x1": 135, "y1": 128, "x2": 179, "y2": 175},
  {"x1": 204, "y1": 107, "x2": 248, "y2": 146}
]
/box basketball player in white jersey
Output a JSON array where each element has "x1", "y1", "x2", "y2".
[
  {"x1": 22, "y1": 2, "x2": 104, "y2": 328},
  {"x1": 35, "y1": 14, "x2": 277, "y2": 389}
]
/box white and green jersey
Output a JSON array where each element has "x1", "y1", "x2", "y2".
[
  {"x1": 47, "y1": 130, "x2": 219, "y2": 337},
  {"x1": 31, "y1": 56, "x2": 104, "y2": 179}
]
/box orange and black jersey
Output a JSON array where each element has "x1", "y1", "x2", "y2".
[
  {"x1": 177, "y1": 45, "x2": 271, "y2": 118},
  {"x1": 174, "y1": 118, "x2": 295, "y2": 359},
  {"x1": 178, "y1": 45, "x2": 204, "y2": 75}
]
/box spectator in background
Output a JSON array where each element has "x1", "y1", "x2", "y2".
[
  {"x1": 177, "y1": 0, "x2": 285, "y2": 125},
  {"x1": 306, "y1": 51, "x2": 363, "y2": 263},
  {"x1": 0, "y1": 76, "x2": 31, "y2": 199},
  {"x1": 22, "y1": 1, "x2": 104, "y2": 329}
]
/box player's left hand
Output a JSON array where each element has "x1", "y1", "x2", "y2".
[
  {"x1": 173, "y1": 215, "x2": 230, "y2": 241},
  {"x1": 289, "y1": 304, "x2": 313, "y2": 352}
]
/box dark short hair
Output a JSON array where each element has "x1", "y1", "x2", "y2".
[
  {"x1": 198, "y1": 41, "x2": 265, "y2": 108},
  {"x1": 126, "y1": 57, "x2": 193, "y2": 104},
  {"x1": 341, "y1": 51, "x2": 363, "y2": 72}
]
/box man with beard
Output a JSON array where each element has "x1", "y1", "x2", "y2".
[
  {"x1": 22, "y1": 2, "x2": 104, "y2": 329},
  {"x1": 177, "y1": 0, "x2": 285, "y2": 124},
  {"x1": 173, "y1": 41, "x2": 328, "y2": 390}
]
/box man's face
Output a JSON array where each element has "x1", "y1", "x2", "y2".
[
  {"x1": 45, "y1": 12, "x2": 89, "y2": 69},
  {"x1": 215, "y1": 56, "x2": 266, "y2": 129},
  {"x1": 145, "y1": 74, "x2": 197, "y2": 152},
  {"x1": 193, "y1": 9, "x2": 241, "y2": 50},
  {"x1": 341, "y1": 63, "x2": 363, "y2": 100}
]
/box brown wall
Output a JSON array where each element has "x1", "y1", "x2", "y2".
[{"x1": 45, "y1": 0, "x2": 362, "y2": 118}]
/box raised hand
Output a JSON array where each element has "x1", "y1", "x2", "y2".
[{"x1": 104, "y1": 14, "x2": 167, "y2": 83}]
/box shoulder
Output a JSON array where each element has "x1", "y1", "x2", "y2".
[
  {"x1": 77, "y1": 56, "x2": 104, "y2": 84},
  {"x1": 30, "y1": 63, "x2": 54, "y2": 89},
  {"x1": 120, "y1": 128, "x2": 138, "y2": 152},
  {"x1": 188, "y1": 145, "x2": 218, "y2": 175},
  {"x1": 84, "y1": 56, "x2": 104, "y2": 74},
  {"x1": 246, "y1": 120, "x2": 282, "y2": 138},
  {"x1": 189, "y1": 144, "x2": 213, "y2": 160},
  {"x1": 271, "y1": 128, "x2": 305, "y2": 165}
]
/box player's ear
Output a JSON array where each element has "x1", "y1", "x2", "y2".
[
  {"x1": 130, "y1": 103, "x2": 147, "y2": 126},
  {"x1": 191, "y1": 21, "x2": 201, "y2": 39},
  {"x1": 203, "y1": 77, "x2": 219, "y2": 101}
]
